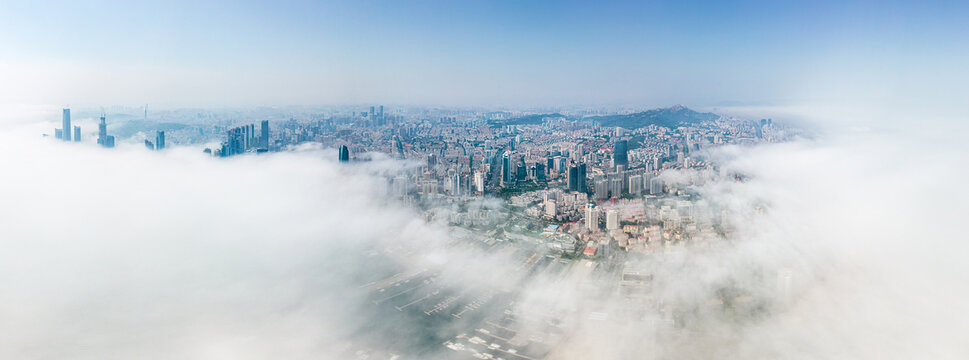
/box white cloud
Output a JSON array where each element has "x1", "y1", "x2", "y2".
[{"x1": 0, "y1": 104, "x2": 966, "y2": 359}]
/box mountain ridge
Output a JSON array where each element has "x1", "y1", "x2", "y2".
[
  {"x1": 587, "y1": 105, "x2": 718, "y2": 129},
  {"x1": 492, "y1": 106, "x2": 718, "y2": 129}
]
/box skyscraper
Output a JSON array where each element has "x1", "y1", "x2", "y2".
[
  {"x1": 249, "y1": 124, "x2": 255, "y2": 145},
  {"x1": 606, "y1": 210, "x2": 620, "y2": 230},
  {"x1": 73, "y1": 126, "x2": 81, "y2": 142},
  {"x1": 242, "y1": 125, "x2": 250, "y2": 150},
  {"x1": 96, "y1": 114, "x2": 115, "y2": 148},
  {"x1": 339, "y1": 145, "x2": 350, "y2": 162},
  {"x1": 594, "y1": 177, "x2": 608, "y2": 200},
  {"x1": 649, "y1": 177, "x2": 664, "y2": 195},
  {"x1": 613, "y1": 140, "x2": 628, "y2": 169},
  {"x1": 578, "y1": 163, "x2": 587, "y2": 192},
  {"x1": 61, "y1": 108, "x2": 71, "y2": 141},
  {"x1": 585, "y1": 204, "x2": 598, "y2": 231},
  {"x1": 260, "y1": 120, "x2": 270, "y2": 148},
  {"x1": 98, "y1": 115, "x2": 107, "y2": 145},
  {"x1": 569, "y1": 163, "x2": 587, "y2": 192},
  {"x1": 473, "y1": 172, "x2": 485, "y2": 193},
  {"x1": 516, "y1": 161, "x2": 527, "y2": 182},
  {"x1": 447, "y1": 168, "x2": 460, "y2": 195},
  {"x1": 568, "y1": 165, "x2": 579, "y2": 192},
  {"x1": 609, "y1": 176, "x2": 623, "y2": 198},
  {"x1": 629, "y1": 174, "x2": 643, "y2": 195},
  {"x1": 501, "y1": 152, "x2": 511, "y2": 186},
  {"x1": 392, "y1": 135, "x2": 405, "y2": 159}
]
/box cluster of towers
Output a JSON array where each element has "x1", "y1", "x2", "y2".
[
  {"x1": 144, "y1": 131, "x2": 165, "y2": 151},
  {"x1": 365, "y1": 105, "x2": 389, "y2": 126},
  {"x1": 54, "y1": 108, "x2": 81, "y2": 143},
  {"x1": 756, "y1": 118, "x2": 776, "y2": 141},
  {"x1": 216, "y1": 120, "x2": 270, "y2": 157},
  {"x1": 567, "y1": 163, "x2": 587, "y2": 192},
  {"x1": 54, "y1": 108, "x2": 116, "y2": 148},
  {"x1": 499, "y1": 150, "x2": 583, "y2": 190}
]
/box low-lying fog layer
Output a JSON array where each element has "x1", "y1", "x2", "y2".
[{"x1": 0, "y1": 108, "x2": 966, "y2": 359}]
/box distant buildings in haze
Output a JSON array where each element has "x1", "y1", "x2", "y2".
[
  {"x1": 214, "y1": 122, "x2": 271, "y2": 157},
  {"x1": 54, "y1": 108, "x2": 79, "y2": 142},
  {"x1": 97, "y1": 114, "x2": 115, "y2": 148},
  {"x1": 146, "y1": 131, "x2": 165, "y2": 151}
]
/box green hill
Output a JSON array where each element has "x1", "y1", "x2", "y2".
[
  {"x1": 588, "y1": 105, "x2": 718, "y2": 129},
  {"x1": 489, "y1": 113, "x2": 566, "y2": 126}
]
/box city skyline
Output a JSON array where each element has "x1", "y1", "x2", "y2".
[
  {"x1": 2, "y1": 99, "x2": 965, "y2": 358},
  {"x1": 0, "y1": 1, "x2": 967, "y2": 359}
]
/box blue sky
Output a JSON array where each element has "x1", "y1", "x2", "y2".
[{"x1": 0, "y1": 0, "x2": 966, "y2": 107}]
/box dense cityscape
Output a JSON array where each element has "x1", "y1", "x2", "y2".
[
  {"x1": 43, "y1": 104, "x2": 796, "y2": 359},
  {"x1": 4, "y1": 1, "x2": 966, "y2": 359}
]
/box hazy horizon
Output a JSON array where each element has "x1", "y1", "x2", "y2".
[{"x1": 1, "y1": 0, "x2": 966, "y2": 109}]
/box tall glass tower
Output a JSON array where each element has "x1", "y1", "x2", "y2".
[
  {"x1": 61, "y1": 108, "x2": 71, "y2": 141},
  {"x1": 613, "y1": 140, "x2": 628, "y2": 169},
  {"x1": 339, "y1": 145, "x2": 350, "y2": 162}
]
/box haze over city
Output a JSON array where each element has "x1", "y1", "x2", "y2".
[{"x1": 0, "y1": 1, "x2": 967, "y2": 360}]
